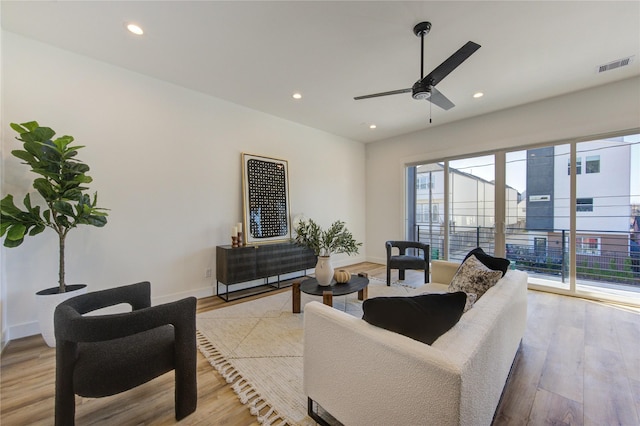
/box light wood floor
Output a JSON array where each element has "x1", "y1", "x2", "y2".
[{"x1": 2, "y1": 262, "x2": 639, "y2": 425}]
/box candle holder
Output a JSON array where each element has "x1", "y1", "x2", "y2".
[
  {"x1": 231, "y1": 236, "x2": 239, "y2": 248},
  {"x1": 237, "y1": 231, "x2": 243, "y2": 247}
]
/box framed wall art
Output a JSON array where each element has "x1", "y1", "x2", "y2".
[{"x1": 241, "y1": 153, "x2": 291, "y2": 244}]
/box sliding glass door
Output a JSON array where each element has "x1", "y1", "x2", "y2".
[
  {"x1": 448, "y1": 156, "x2": 495, "y2": 261},
  {"x1": 505, "y1": 146, "x2": 571, "y2": 290},
  {"x1": 407, "y1": 131, "x2": 639, "y2": 304}
]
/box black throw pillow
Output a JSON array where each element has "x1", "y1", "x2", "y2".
[
  {"x1": 362, "y1": 292, "x2": 467, "y2": 345},
  {"x1": 463, "y1": 247, "x2": 510, "y2": 277}
]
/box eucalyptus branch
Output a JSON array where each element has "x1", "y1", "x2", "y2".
[{"x1": 294, "y1": 218, "x2": 361, "y2": 257}]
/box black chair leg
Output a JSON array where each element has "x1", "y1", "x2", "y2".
[
  {"x1": 386, "y1": 266, "x2": 391, "y2": 286},
  {"x1": 175, "y1": 370, "x2": 197, "y2": 420},
  {"x1": 55, "y1": 343, "x2": 77, "y2": 426},
  {"x1": 425, "y1": 268, "x2": 429, "y2": 284},
  {"x1": 399, "y1": 269, "x2": 405, "y2": 280}
]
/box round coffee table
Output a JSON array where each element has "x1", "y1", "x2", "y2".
[{"x1": 292, "y1": 273, "x2": 369, "y2": 313}]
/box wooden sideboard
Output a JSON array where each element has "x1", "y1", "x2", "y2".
[{"x1": 216, "y1": 242, "x2": 317, "y2": 301}]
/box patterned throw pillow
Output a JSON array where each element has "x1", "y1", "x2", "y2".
[
  {"x1": 448, "y1": 255, "x2": 502, "y2": 299},
  {"x1": 463, "y1": 292, "x2": 477, "y2": 312},
  {"x1": 462, "y1": 247, "x2": 510, "y2": 277}
]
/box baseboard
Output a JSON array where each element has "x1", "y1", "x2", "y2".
[
  {"x1": 365, "y1": 256, "x2": 385, "y2": 265},
  {"x1": 152, "y1": 285, "x2": 214, "y2": 305},
  {"x1": 7, "y1": 321, "x2": 41, "y2": 342},
  {"x1": 6, "y1": 285, "x2": 216, "y2": 342},
  {"x1": 1, "y1": 327, "x2": 8, "y2": 354}
]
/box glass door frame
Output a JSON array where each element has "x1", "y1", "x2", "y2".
[{"x1": 406, "y1": 128, "x2": 640, "y2": 307}]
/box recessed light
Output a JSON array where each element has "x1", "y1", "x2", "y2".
[
  {"x1": 473, "y1": 92, "x2": 484, "y2": 98},
  {"x1": 292, "y1": 93, "x2": 302, "y2": 100},
  {"x1": 126, "y1": 23, "x2": 144, "y2": 35},
  {"x1": 369, "y1": 124, "x2": 377, "y2": 129}
]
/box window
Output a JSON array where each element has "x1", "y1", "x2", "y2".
[
  {"x1": 586, "y1": 155, "x2": 600, "y2": 174},
  {"x1": 417, "y1": 175, "x2": 427, "y2": 190},
  {"x1": 416, "y1": 203, "x2": 428, "y2": 222},
  {"x1": 431, "y1": 204, "x2": 439, "y2": 222},
  {"x1": 416, "y1": 204, "x2": 440, "y2": 223},
  {"x1": 410, "y1": 132, "x2": 640, "y2": 303},
  {"x1": 567, "y1": 157, "x2": 582, "y2": 175},
  {"x1": 576, "y1": 237, "x2": 600, "y2": 255},
  {"x1": 416, "y1": 174, "x2": 435, "y2": 190},
  {"x1": 576, "y1": 198, "x2": 593, "y2": 212}
]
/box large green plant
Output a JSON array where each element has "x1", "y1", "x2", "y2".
[
  {"x1": 0, "y1": 121, "x2": 108, "y2": 293},
  {"x1": 294, "y1": 218, "x2": 361, "y2": 257}
]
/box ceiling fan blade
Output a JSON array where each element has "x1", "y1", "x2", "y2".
[
  {"x1": 428, "y1": 87, "x2": 455, "y2": 110},
  {"x1": 421, "y1": 41, "x2": 481, "y2": 87},
  {"x1": 354, "y1": 88, "x2": 412, "y2": 100}
]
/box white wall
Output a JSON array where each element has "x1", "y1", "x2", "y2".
[
  {"x1": 1, "y1": 32, "x2": 366, "y2": 341},
  {"x1": 365, "y1": 76, "x2": 640, "y2": 264},
  {"x1": 0, "y1": 25, "x2": 5, "y2": 351}
]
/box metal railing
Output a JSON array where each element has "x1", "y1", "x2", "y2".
[{"x1": 414, "y1": 224, "x2": 640, "y2": 288}]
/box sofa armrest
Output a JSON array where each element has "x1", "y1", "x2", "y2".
[
  {"x1": 431, "y1": 260, "x2": 459, "y2": 284},
  {"x1": 303, "y1": 301, "x2": 463, "y2": 426}
]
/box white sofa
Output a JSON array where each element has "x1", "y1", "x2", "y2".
[{"x1": 303, "y1": 260, "x2": 528, "y2": 426}]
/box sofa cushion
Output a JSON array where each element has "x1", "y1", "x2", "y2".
[
  {"x1": 362, "y1": 292, "x2": 467, "y2": 345},
  {"x1": 448, "y1": 255, "x2": 502, "y2": 299},
  {"x1": 463, "y1": 247, "x2": 510, "y2": 276}
]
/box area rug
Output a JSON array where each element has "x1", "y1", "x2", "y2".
[{"x1": 196, "y1": 278, "x2": 420, "y2": 426}]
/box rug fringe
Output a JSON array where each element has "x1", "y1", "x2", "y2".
[{"x1": 196, "y1": 331, "x2": 294, "y2": 426}]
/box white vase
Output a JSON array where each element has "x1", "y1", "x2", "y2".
[
  {"x1": 35, "y1": 284, "x2": 87, "y2": 347},
  {"x1": 315, "y1": 256, "x2": 334, "y2": 286}
]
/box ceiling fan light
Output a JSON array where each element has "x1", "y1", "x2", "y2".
[{"x1": 413, "y1": 91, "x2": 431, "y2": 100}]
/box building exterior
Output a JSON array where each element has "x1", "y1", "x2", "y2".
[
  {"x1": 413, "y1": 163, "x2": 519, "y2": 259},
  {"x1": 514, "y1": 138, "x2": 636, "y2": 284}
]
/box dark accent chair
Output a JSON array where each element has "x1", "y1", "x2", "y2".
[
  {"x1": 54, "y1": 281, "x2": 197, "y2": 426},
  {"x1": 386, "y1": 241, "x2": 430, "y2": 286}
]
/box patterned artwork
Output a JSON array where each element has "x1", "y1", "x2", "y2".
[{"x1": 242, "y1": 154, "x2": 290, "y2": 243}]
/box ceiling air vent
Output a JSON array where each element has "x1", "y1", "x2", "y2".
[{"x1": 597, "y1": 56, "x2": 634, "y2": 73}]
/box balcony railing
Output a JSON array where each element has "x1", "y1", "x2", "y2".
[{"x1": 414, "y1": 224, "x2": 640, "y2": 289}]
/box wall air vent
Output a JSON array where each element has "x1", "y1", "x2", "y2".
[{"x1": 597, "y1": 56, "x2": 634, "y2": 73}]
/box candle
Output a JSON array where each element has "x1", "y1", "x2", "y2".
[
  {"x1": 236, "y1": 222, "x2": 243, "y2": 233},
  {"x1": 232, "y1": 226, "x2": 238, "y2": 236}
]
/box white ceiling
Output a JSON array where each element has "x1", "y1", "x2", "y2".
[{"x1": 2, "y1": 1, "x2": 639, "y2": 143}]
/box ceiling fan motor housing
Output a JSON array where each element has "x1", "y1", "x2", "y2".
[{"x1": 412, "y1": 80, "x2": 432, "y2": 100}]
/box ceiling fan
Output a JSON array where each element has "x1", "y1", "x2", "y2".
[{"x1": 354, "y1": 21, "x2": 480, "y2": 112}]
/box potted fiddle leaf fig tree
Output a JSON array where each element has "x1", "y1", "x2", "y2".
[
  {"x1": 0, "y1": 121, "x2": 108, "y2": 346},
  {"x1": 294, "y1": 218, "x2": 361, "y2": 286}
]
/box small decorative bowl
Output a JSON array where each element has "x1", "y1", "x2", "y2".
[{"x1": 334, "y1": 269, "x2": 351, "y2": 284}]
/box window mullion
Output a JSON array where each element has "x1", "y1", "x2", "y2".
[
  {"x1": 495, "y1": 151, "x2": 506, "y2": 257},
  {"x1": 570, "y1": 142, "x2": 577, "y2": 292},
  {"x1": 443, "y1": 161, "x2": 450, "y2": 260}
]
